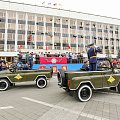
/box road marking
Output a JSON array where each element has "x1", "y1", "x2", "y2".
[
  {"x1": 0, "y1": 106, "x2": 14, "y2": 110},
  {"x1": 22, "y1": 97, "x2": 109, "y2": 120}
]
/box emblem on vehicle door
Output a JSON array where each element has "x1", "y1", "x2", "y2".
[
  {"x1": 14, "y1": 74, "x2": 22, "y2": 80},
  {"x1": 107, "y1": 76, "x2": 115, "y2": 83}
]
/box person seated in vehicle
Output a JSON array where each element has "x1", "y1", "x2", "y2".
[
  {"x1": 23, "y1": 63, "x2": 30, "y2": 70},
  {"x1": 82, "y1": 60, "x2": 89, "y2": 71},
  {"x1": 9, "y1": 62, "x2": 16, "y2": 72},
  {"x1": 21, "y1": 63, "x2": 25, "y2": 70}
]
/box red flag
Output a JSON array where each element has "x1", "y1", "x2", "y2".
[
  {"x1": 68, "y1": 45, "x2": 70, "y2": 49},
  {"x1": 19, "y1": 44, "x2": 22, "y2": 50},
  {"x1": 46, "y1": 45, "x2": 48, "y2": 50},
  {"x1": 53, "y1": 3, "x2": 57, "y2": 6}
]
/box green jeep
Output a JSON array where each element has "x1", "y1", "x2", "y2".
[
  {"x1": 0, "y1": 67, "x2": 53, "y2": 91},
  {"x1": 57, "y1": 59, "x2": 120, "y2": 102}
]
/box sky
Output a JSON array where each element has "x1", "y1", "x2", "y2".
[{"x1": 8, "y1": 0, "x2": 120, "y2": 19}]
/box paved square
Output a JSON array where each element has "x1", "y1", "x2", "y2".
[{"x1": 0, "y1": 75, "x2": 120, "y2": 120}]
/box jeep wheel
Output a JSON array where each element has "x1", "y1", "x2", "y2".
[
  {"x1": 36, "y1": 78, "x2": 47, "y2": 88},
  {"x1": 0, "y1": 79, "x2": 10, "y2": 91},
  {"x1": 117, "y1": 82, "x2": 120, "y2": 93},
  {"x1": 78, "y1": 85, "x2": 92, "y2": 102}
]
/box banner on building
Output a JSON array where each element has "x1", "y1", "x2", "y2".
[
  {"x1": 39, "y1": 66, "x2": 46, "y2": 69},
  {"x1": 40, "y1": 57, "x2": 67, "y2": 64},
  {"x1": 51, "y1": 66, "x2": 57, "y2": 73},
  {"x1": 61, "y1": 65, "x2": 67, "y2": 70}
]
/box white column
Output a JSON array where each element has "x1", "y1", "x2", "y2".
[
  {"x1": 83, "y1": 21, "x2": 86, "y2": 52},
  {"x1": 60, "y1": 17, "x2": 63, "y2": 50},
  {"x1": 89, "y1": 21, "x2": 92, "y2": 44},
  {"x1": 102, "y1": 23, "x2": 105, "y2": 54},
  {"x1": 113, "y1": 25, "x2": 116, "y2": 55},
  {"x1": 34, "y1": 14, "x2": 37, "y2": 49},
  {"x1": 43, "y1": 15, "x2": 46, "y2": 49},
  {"x1": 25, "y1": 13, "x2": 28, "y2": 49},
  {"x1": 4, "y1": 11, "x2": 8, "y2": 52},
  {"x1": 68, "y1": 19, "x2": 70, "y2": 48},
  {"x1": 96, "y1": 22, "x2": 98, "y2": 45},
  {"x1": 15, "y1": 12, "x2": 18, "y2": 52},
  {"x1": 52, "y1": 16, "x2": 54, "y2": 49},
  {"x1": 108, "y1": 24, "x2": 111, "y2": 53},
  {"x1": 75, "y1": 19, "x2": 78, "y2": 53}
]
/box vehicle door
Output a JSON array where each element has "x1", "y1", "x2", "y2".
[
  {"x1": 25, "y1": 70, "x2": 38, "y2": 81},
  {"x1": 8, "y1": 70, "x2": 26, "y2": 82},
  {"x1": 102, "y1": 70, "x2": 116, "y2": 87},
  {"x1": 88, "y1": 71, "x2": 103, "y2": 88}
]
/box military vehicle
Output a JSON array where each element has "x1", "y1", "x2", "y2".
[
  {"x1": 0, "y1": 67, "x2": 53, "y2": 91},
  {"x1": 57, "y1": 59, "x2": 120, "y2": 102}
]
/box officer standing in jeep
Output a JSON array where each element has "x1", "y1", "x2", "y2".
[{"x1": 87, "y1": 43, "x2": 102, "y2": 71}]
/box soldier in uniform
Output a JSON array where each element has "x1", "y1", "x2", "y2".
[
  {"x1": 87, "y1": 43, "x2": 102, "y2": 71},
  {"x1": 82, "y1": 60, "x2": 89, "y2": 71},
  {"x1": 29, "y1": 53, "x2": 33, "y2": 70}
]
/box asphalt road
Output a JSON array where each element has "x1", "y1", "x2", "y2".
[{"x1": 0, "y1": 75, "x2": 120, "y2": 120}]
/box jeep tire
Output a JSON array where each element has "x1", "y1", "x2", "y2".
[
  {"x1": 36, "y1": 78, "x2": 47, "y2": 88},
  {"x1": 57, "y1": 69, "x2": 65, "y2": 87},
  {"x1": 0, "y1": 79, "x2": 10, "y2": 91},
  {"x1": 78, "y1": 85, "x2": 92, "y2": 102}
]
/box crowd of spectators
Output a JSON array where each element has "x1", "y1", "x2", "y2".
[
  {"x1": 0, "y1": 58, "x2": 9, "y2": 71},
  {"x1": 18, "y1": 51, "x2": 84, "y2": 64}
]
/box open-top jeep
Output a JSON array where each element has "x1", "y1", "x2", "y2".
[
  {"x1": 57, "y1": 59, "x2": 120, "y2": 102},
  {"x1": 0, "y1": 67, "x2": 53, "y2": 91}
]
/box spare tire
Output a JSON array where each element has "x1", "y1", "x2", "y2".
[{"x1": 57, "y1": 69, "x2": 66, "y2": 87}]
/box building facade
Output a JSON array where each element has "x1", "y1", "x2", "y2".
[{"x1": 0, "y1": 0, "x2": 120, "y2": 59}]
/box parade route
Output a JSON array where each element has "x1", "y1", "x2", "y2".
[{"x1": 0, "y1": 75, "x2": 120, "y2": 120}]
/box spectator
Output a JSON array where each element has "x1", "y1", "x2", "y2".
[
  {"x1": 21, "y1": 52, "x2": 26, "y2": 64},
  {"x1": 47, "y1": 52, "x2": 51, "y2": 57},
  {"x1": 80, "y1": 53, "x2": 83, "y2": 63},
  {"x1": 40, "y1": 52, "x2": 44, "y2": 57},
  {"x1": 69, "y1": 52, "x2": 72, "y2": 63},
  {"x1": 77, "y1": 53, "x2": 80, "y2": 63},
  {"x1": 26, "y1": 52, "x2": 29, "y2": 63},
  {"x1": 18, "y1": 52, "x2": 22, "y2": 62},
  {"x1": 54, "y1": 53, "x2": 58, "y2": 57},
  {"x1": 72, "y1": 53, "x2": 75, "y2": 63},
  {"x1": 66, "y1": 52, "x2": 69, "y2": 63},
  {"x1": 74, "y1": 53, "x2": 77, "y2": 63}
]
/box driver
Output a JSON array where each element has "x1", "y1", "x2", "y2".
[{"x1": 82, "y1": 60, "x2": 89, "y2": 71}]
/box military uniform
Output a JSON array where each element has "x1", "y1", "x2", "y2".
[
  {"x1": 29, "y1": 54, "x2": 33, "y2": 69},
  {"x1": 82, "y1": 60, "x2": 89, "y2": 71},
  {"x1": 87, "y1": 43, "x2": 102, "y2": 71}
]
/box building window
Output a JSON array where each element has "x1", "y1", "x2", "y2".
[
  {"x1": 8, "y1": 12, "x2": 16, "y2": 19},
  {"x1": 0, "y1": 11, "x2": 6, "y2": 18}
]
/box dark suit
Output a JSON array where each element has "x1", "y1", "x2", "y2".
[{"x1": 87, "y1": 47, "x2": 102, "y2": 71}]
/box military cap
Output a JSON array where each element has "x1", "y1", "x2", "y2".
[
  {"x1": 84, "y1": 60, "x2": 88, "y2": 63},
  {"x1": 90, "y1": 42, "x2": 94, "y2": 46}
]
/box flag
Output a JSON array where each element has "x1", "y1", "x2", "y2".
[
  {"x1": 46, "y1": 45, "x2": 47, "y2": 50},
  {"x1": 68, "y1": 45, "x2": 70, "y2": 49},
  {"x1": 19, "y1": 44, "x2": 22, "y2": 50},
  {"x1": 53, "y1": 3, "x2": 57, "y2": 6},
  {"x1": 42, "y1": 1, "x2": 45, "y2": 4},
  {"x1": 48, "y1": 3, "x2": 51, "y2": 5},
  {"x1": 59, "y1": 4, "x2": 62, "y2": 6}
]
